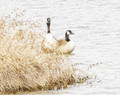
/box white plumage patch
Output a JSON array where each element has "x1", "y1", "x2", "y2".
[
  {"x1": 58, "y1": 40, "x2": 75, "y2": 54},
  {"x1": 41, "y1": 34, "x2": 57, "y2": 52}
]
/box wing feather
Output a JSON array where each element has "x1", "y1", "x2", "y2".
[{"x1": 57, "y1": 39, "x2": 67, "y2": 46}]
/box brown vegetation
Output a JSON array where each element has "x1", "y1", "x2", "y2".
[{"x1": 0, "y1": 9, "x2": 89, "y2": 94}]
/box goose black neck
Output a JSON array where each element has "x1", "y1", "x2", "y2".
[
  {"x1": 47, "y1": 23, "x2": 50, "y2": 33},
  {"x1": 65, "y1": 32, "x2": 70, "y2": 42}
]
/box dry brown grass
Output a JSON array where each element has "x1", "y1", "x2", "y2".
[{"x1": 0, "y1": 9, "x2": 89, "y2": 94}]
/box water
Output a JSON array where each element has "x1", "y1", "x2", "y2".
[{"x1": 0, "y1": 0, "x2": 120, "y2": 95}]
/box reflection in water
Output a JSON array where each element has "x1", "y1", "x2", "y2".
[{"x1": 0, "y1": 0, "x2": 120, "y2": 95}]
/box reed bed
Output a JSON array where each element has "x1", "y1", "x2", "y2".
[{"x1": 0, "y1": 9, "x2": 89, "y2": 94}]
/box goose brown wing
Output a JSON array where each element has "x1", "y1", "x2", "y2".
[{"x1": 57, "y1": 39, "x2": 67, "y2": 46}]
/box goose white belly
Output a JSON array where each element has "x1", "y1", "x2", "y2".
[
  {"x1": 42, "y1": 34, "x2": 57, "y2": 52},
  {"x1": 58, "y1": 40, "x2": 75, "y2": 54}
]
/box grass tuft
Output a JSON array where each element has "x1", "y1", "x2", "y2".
[{"x1": 0, "y1": 9, "x2": 89, "y2": 94}]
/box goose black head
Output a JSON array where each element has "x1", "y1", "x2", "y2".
[
  {"x1": 66, "y1": 30, "x2": 74, "y2": 36},
  {"x1": 47, "y1": 18, "x2": 51, "y2": 26},
  {"x1": 47, "y1": 18, "x2": 51, "y2": 33},
  {"x1": 65, "y1": 30, "x2": 74, "y2": 42}
]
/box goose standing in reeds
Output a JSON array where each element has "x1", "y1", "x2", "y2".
[
  {"x1": 41, "y1": 18, "x2": 57, "y2": 53},
  {"x1": 57, "y1": 30, "x2": 75, "y2": 54}
]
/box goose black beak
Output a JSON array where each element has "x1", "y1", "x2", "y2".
[{"x1": 71, "y1": 32, "x2": 74, "y2": 35}]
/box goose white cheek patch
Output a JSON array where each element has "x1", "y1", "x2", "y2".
[{"x1": 67, "y1": 31, "x2": 70, "y2": 35}]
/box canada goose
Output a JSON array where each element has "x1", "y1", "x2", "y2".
[
  {"x1": 57, "y1": 30, "x2": 75, "y2": 54},
  {"x1": 41, "y1": 18, "x2": 57, "y2": 53}
]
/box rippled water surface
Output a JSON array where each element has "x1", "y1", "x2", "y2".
[{"x1": 0, "y1": 0, "x2": 120, "y2": 95}]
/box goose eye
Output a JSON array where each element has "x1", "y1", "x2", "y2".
[{"x1": 69, "y1": 30, "x2": 72, "y2": 34}]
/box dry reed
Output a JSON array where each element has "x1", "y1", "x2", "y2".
[{"x1": 0, "y1": 9, "x2": 89, "y2": 94}]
